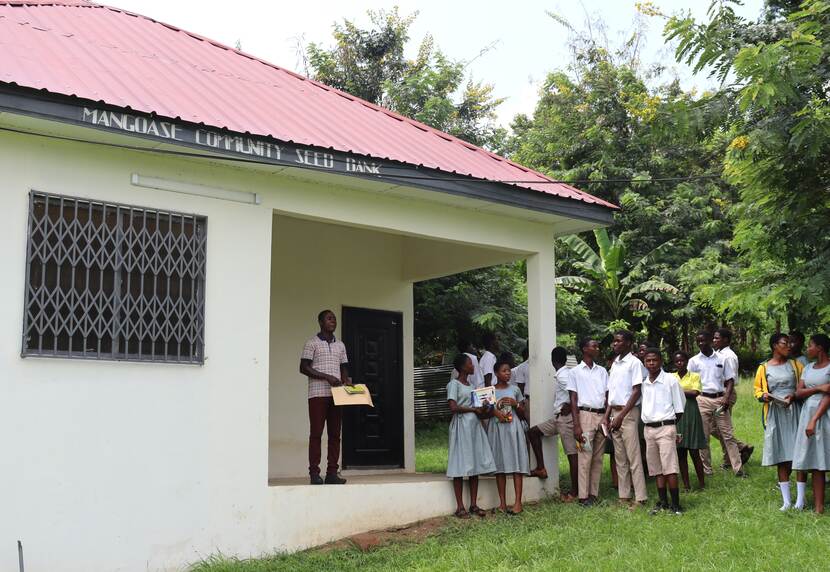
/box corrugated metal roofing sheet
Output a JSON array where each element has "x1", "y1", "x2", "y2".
[{"x1": 0, "y1": 0, "x2": 616, "y2": 210}]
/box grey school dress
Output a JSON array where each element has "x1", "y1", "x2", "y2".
[
  {"x1": 446, "y1": 378, "x2": 496, "y2": 478},
  {"x1": 761, "y1": 362, "x2": 801, "y2": 466},
  {"x1": 793, "y1": 364, "x2": 830, "y2": 471},
  {"x1": 486, "y1": 385, "x2": 530, "y2": 475}
]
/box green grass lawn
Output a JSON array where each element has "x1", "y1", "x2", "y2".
[
  {"x1": 193, "y1": 380, "x2": 830, "y2": 571},
  {"x1": 414, "y1": 420, "x2": 450, "y2": 473}
]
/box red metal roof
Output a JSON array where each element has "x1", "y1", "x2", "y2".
[{"x1": 0, "y1": 0, "x2": 616, "y2": 210}]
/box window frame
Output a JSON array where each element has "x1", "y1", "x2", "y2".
[{"x1": 21, "y1": 190, "x2": 208, "y2": 364}]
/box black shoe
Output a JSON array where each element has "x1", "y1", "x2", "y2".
[
  {"x1": 309, "y1": 474, "x2": 324, "y2": 485},
  {"x1": 735, "y1": 470, "x2": 749, "y2": 479},
  {"x1": 579, "y1": 498, "x2": 594, "y2": 507},
  {"x1": 669, "y1": 504, "x2": 684, "y2": 515},
  {"x1": 325, "y1": 473, "x2": 347, "y2": 485},
  {"x1": 741, "y1": 445, "x2": 754, "y2": 465},
  {"x1": 650, "y1": 502, "x2": 666, "y2": 515}
]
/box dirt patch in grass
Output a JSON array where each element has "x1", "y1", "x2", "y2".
[{"x1": 314, "y1": 515, "x2": 451, "y2": 553}]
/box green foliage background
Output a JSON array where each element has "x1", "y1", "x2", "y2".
[{"x1": 304, "y1": 1, "x2": 830, "y2": 364}]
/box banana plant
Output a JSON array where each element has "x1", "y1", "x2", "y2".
[{"x1": 556, "y1": 228, "x2": 680, "y2": 321}]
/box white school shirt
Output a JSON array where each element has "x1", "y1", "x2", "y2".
[
  {"x1": 566, "y1": 361, "x2": 608, "y2": 409},
  {"x1": 608, "y1": 352, "x2": 647, "y2": 407},
  {"x1": 479, "y1": 350, "x2": 497, "y2": 386},
  {"x1": 688, "y1": 351, "x2": 726, "y2": 393},
  {"x1": 640, "y1": 369, "x2": 686, "y2": 423},
  {"x1": 512, "y1": 360, "x2": 530, "y2": 393},
  {"x1": 450, "y1": 352, "x2": 485, "y2": 389},
  {"x1": 553, "y1": 366, "x2": 572, "y2": 415},
  {"x1": 716, "y1": 346, "x2": 740, "y2": 385}
]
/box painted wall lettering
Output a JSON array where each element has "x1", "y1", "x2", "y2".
[
  {"x1": 295, "y1": 149, "x2": 334, "y2": 169},
  {"x1": 345, "y1": 157, "x2": 381, "y2": 174},
  {"x1": 82, "y1": 108, "x2": 182, "y2": 141},
  {"x1": 78, "y1": 106, "x2": 380, "y2": 175}
]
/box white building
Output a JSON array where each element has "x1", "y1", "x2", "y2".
[{"x1": 0, "y1": 1, "x2": 615, "y2": 570}]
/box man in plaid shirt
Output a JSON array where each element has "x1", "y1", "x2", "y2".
[{"x1": 300, "y1": 309, "x2": 351, "y2": 485}]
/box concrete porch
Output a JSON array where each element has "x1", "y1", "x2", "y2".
[
  {"x1": 265, "y1": 472, "x2": 555, "y2": 552},
  {"x1": 259, "y1": 168, "x2": 570, "y2": 553},
  {"x1": 267, "y1": 212, "x2": 541, "y2": 481}
]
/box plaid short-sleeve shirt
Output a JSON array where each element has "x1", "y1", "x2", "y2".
[{"x1": 301, "y1": 334, "x2": 349, "y2": 399}]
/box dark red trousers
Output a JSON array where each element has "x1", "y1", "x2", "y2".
[{"x1": 308, "y1": 396, "x2": 342, "y2": 477}]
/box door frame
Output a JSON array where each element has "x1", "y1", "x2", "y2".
[{"x1": 341, "y1": 306, "x2": 404, "y2": 469}]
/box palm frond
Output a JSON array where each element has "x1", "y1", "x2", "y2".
[
  {"x1": 629, "y1": 278, "x2": 681, "y2": 296},
  {"x1": 555, "y1": 275, "x2": 593, "y2": 289},
  {"x1": 560, "y1": 234, "x2": 602, "y2": 277},
  {"x1": 628, "y1": 239, "x2": 677, "y2": 281},
  {"x1": 628, "y1": 298, "x2": 650, "y2": 311}
]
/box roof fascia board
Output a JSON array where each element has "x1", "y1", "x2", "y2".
[{"x1": 0, "y1": 85, "x2": 613, "y2": 225}]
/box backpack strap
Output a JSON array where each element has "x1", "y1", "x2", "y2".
[{"x1": 759, "y1": 362, "x2": 769, "y2": 429}]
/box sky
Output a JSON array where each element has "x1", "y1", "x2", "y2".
[{"x1": 112, "y1": 0, "x2": 764, "y2": 127}]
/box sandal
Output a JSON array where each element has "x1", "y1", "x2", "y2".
[
  {"x1": 530, "y1": 468, "x2": 548, "y2": 479},
  {"x1": 468, "y1": 505, "x2": 487, "y2": 517},
  {"x1": 454, "y1": 508, "x2": 470, "y2": 519}
]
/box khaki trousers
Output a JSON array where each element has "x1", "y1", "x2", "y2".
[
  {"x1": 577, "y1": 410, "x2": 606, "y2": 500},
  {"x1": 700, "y1": 392, "x2": 748, "y2": 471},
  {"x1": 697, "y1": 395, "x2": 743, "y2": 473},
  {"x1": 644, "y1": 424, "x2": 679, "y2": 476},
  {"x1": 610, "y1": 406, "x2": 648, "y2": 502}
]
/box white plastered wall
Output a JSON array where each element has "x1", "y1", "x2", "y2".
[
  {"x1": 0, "y1": 122, "x2": 566, "y2": 572},
  {"x1": 0, "y1": 130, "x2": 274, "y2": 572}
]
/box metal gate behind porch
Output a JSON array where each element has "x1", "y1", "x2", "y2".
[{"x1": 414, "y1": 364, "x2": 453, "y2": 422}]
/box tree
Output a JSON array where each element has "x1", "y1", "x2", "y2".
[
  {"x1": 413, "y1": 263, "x2": 528, "y2": 365},
  {"x1": 307, "y1": 8, "x2": 504, "y2": 147},
  {"x1": 506, "y1": 11, "x2": 738, "y2": 346},
  {"x1": 666, "y1": 0, "x2": 830, "y2": 329},
  {"x1": 556, "y1": 229, "x2": 680, "y2": 332}
]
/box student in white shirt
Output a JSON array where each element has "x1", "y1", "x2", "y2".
[
  {"x1": 450, "y1": 339, "x2": 484, "y2": 389},
  {"x1": 569, "y1": 338, "x2": 609, "y2": 506},
  {"x1": 527, "y1": 347, "x2": 578, "y2": 500},
  {"x1": 603, "y1": 329, "x2": 649, "y2": 505},
  {"x1": 688, "y1": 330, "x2": 746, "y2": 477},
  {"x1": 711, "y1": 328, "x2": 754, "y2": 471},
  {"x1": 479, "y1": 332, "x2": 499, "y2": 388},
  {"x1": 511, "y1": 346, "x2": 530, "y2": 396},
  {"x1": 641, "y1": 348, "x2": 686, "y2": 515}
]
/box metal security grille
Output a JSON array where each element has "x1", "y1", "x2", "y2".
[{"x1": 22, "y1": 191, "x2": 207, "y2": 363}]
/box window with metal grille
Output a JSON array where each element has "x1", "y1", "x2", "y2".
[{"x1": 22, "y1": 192, "x2": 207, "y2": 363}]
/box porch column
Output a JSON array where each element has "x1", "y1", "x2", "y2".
[{"x1": 526, "y1": 239, "x2": 558, "y2": 496}]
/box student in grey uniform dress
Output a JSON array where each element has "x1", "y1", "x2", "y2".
[
  {"x1": 487, "y1": 358, "x2": 530, "y2": 515},
  {"x1": 447, "y1": 353, "x2": 496, "y2": 518},
  {"x1": 793, "y1": 334, "x2": 830, "y2": 514},
  {"x1": 754, "y1": 333, "x2": 807, "y2": 510}
]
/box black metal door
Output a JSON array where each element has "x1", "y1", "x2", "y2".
[{"x1": 342, "y1": 307, "x2": 404, "y2": 468}]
